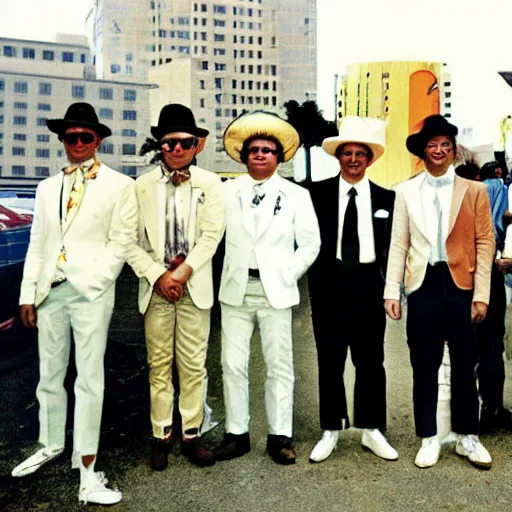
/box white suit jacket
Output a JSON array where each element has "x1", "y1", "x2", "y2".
[
  {"x1": 219, "y1": 173, "x2": 321, "y2": 309},
  {"x1": 127, "y1": 165, "x2": 225, "y2": 314},
  {"x1": 19, "y1": 163, "x2": 137, "y2": 307}
]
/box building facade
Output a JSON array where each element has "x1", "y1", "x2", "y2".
[
  {"x1": 90, "y1": 0, "x2": 317, "y2": 173},
  {"x1": 0, "y1": 36, "x2": 155, "y2": 188}
]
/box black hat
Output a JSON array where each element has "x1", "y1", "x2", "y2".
[
  {"x1": 406, "y1": 115, "x2": 458, "y2": 158},
  {"x1": 46, "y1": 102, "x2": 112, "y2": 138},
  {"x1": 151, "y1": 104, "x2": 209, "y2": 140}
]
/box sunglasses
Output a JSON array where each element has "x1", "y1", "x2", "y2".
[
  {"x1": 248, "y1": 147, "x2": 278, "y2": 155},
  {"x1": 60, "y1": 132, "x2": 96, "y2": 145},
  {"x1": 160, "y1": 138, "x2": 199, "y2": 152}
]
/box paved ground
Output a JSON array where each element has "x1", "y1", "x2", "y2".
[{"x1": 2, "y1": 266, "x2": 512, "y2": 511}]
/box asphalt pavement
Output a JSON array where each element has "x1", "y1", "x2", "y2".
[{"x1": 1, "y1": 266, "x2": 512, "y2": 511}]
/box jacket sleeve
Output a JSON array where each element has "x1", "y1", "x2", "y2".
[
  {"x1": 384, "y1": 187, "x2": 409, "y2": 301},
  {"x1": 473, "y1": 185, "x2": 496, "y2": 304}
]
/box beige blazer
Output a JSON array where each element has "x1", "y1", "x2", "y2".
[
  {"x1": 128, "y1": 165, "x2": 225, "y2": 313},
  {"x1": 384, "y1": 172, "x2": 495, "y2": 304}
]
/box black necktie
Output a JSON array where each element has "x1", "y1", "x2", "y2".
[{"x1": 341, "y1": 187, "x2": 359, "y2": 263}]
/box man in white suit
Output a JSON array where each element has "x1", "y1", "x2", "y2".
[
  {"x1": 127, "y1": 104, "x2": 225, "y2": 470},
  {"x1": 12, "y1": 103, "x2": 137, "y2": 505},
  {"x1": 213, "y1": 111, "x2": 321, "y2": 464}
]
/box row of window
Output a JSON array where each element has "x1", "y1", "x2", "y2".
[
  {"x1": 205, "y1": 95, "x2": 277, "y2": 110},
  {"x1": 193, "y1": 3, "x2": 263, "y2": 14},
  {"x1": 2, "y1": 165, "x2": 138, "y2": 177},
  {"x1": 0, "y1": 111, "x2": 136, "y2": 126},
  {"x1": 3, "y1": 45, "x2": 86, "y2": 63},
  {"x1": 10, "y1": 147, "x2": 50, "y2": 158},
  {"x1": 5, "y1": 130, "x2": 135, "y2": 142},
  {"x1": 98, "y1": 143, "x2": 138, "y2": 155},
  {"x1": 199, "y1": 61, "x2": 276, "y2": 76},
  {"x1": 198, "y1": 78, "x2": 277, "y2": 91}
]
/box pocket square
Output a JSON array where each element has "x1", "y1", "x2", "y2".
[{"x1": 374, "y1": 209, "x2": 389, "y2": 218}]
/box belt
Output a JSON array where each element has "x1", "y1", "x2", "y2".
[
  {"x1": 248, "y1": 269, "x2": 260, "y2": 278},
  {"x1": 51, "y1": 278, "x2": 68, "y2": 288}
]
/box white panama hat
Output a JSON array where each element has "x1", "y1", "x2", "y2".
[{"x1": 322, "y1": 116, "x2": 386, "y2": 165}]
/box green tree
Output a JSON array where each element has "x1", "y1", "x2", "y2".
[{"x1": 284, "y1": 100, "x2": 338, "y2": 183}]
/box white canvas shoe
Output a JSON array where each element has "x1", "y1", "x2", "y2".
[
  {"x1": 455, "y1": 435, "x2": 492, "y2": 469},
  {"x1": 12, "y1": 447, "x2": 64, "y2": 477},
  {"x1": 361, "y1": 429, "x2": 398, "y2": 460},
  {"x1": 79, "y1": 470, "x2": 122, "y2": 505},
  {"x1": 309, "y1": 430, "x2": 339, "y2": 463},
  {"x1": 414, "y1": 436, "x2": 441, "y2": 468}
]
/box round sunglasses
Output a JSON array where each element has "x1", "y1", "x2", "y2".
[{"x1": 160, "y1": 138, "x2": 199, "y2": 152}]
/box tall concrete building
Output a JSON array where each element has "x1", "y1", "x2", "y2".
[
  {"x1": 90, "y1": 0, "x2": 317, "y2": 173},
  {"x1": 0, "y1": 35, "x2": 155, "y2": 187}
]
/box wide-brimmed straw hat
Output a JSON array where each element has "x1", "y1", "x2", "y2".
[
  {"x1": 223, "y1": 110, "x2": 300, "y2": 163},
  {"x1": 406, "y1": 115, "x2": 458, "y2": 158},
  {"x1": 151, "y1": 103, "x2": 209, "y2": 140},
  {"x1": 46, "y1": 102, "x2": 112, "y2": 138},
  {"x1": 322, "y1": 116, "x2": 386, "y2": 165}
]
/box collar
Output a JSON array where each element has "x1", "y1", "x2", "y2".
[
  {"x1": 339, "y1": 174, "x2": 369, "y2": 195},
  {"x1": 62, "y1": 157, "x2": 97, "y2": 173},
  {"x1": 248, "y1": 170, "x2": 278, "y2": 190},
  {"x1": 423, "y1": 165, "x2": 455, "y2": 188}
]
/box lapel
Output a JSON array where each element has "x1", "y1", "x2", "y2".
[
  {"x1": 324, "y1": 175, "x2": 341, "y2": 257},
  {"x1": 369, "y1": 180, "x2": 382, "y2": 252},
  {"x1": 255, "y1": 183, "x2": 279, "y2": 240},
  {"x1": 406, "y1": 173, "x2": 429, "y2": 241},
  {"x1": 235, "y1": 177, "x2": 254, "y2": 237},
  {"x1": 54, "y1": 172, "x2": 65, "y2": 227},
  {"x1": 447, "y1": 175, "x2": 469, "y2": 237},
  {"x1": 140, "y1": 168, "x2": 166, "y2": 259}
]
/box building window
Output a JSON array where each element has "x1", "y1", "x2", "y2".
[
  {"x1": 99, "y1": 108, "x2": 113, "y2": 119},
  {"x1": 213, "y1": 5, "x2": 226, "y2": 13},
  {"x1": 12, "y1": 147, "x2": 26, "y2": 156},
  {"x1": 215, "y1": 77, "x2": 223, "y2": 88},
  {"x1": 215, "y1": 93, "x2": 222, "y2": 104},
  {"x1": 39, "y1": 82, "x2": 52, "y2": 95},
  {"x1": 13, "y1": 116, "x2": 27, "y2": 125},
  {"x1": 3, "y1": 46, "x2": 17, "y2": 57},
  {"x1": 215, "y1": 108, "x2": 222, "y2": 117},
  {"x1": 177, "y1": 31, "x2": 189, "y2": 39},
  {"x1": 111, "y1": 64, "x2": 121, "y2": 74},
  {"x1": 214, "y1": 19, "x2": 225, "y2": 27},
  {"x1": 22, "y1": 47, "x2": 35, "y2": 59},
  {"x1": 232, "y1": 80, "x2": 237, "y2": 89},
  {"x1": 126, "y1": 53, "x2": 133, "y2": 61},
  {"x1": 43, "y1": 50, "x2": 54, "y2": 60},
  {"x1": 12, "y1": 165, "x2": 25, "y2": 176},
  {"x1": 272, "y1": 97, "x2": 277, "y2": 107},
  {"x1": 81, "y1": 54, "x2": 86, "y2": 64},
  {"x1": 99, "y1": 88, "x2": 114, "y2": 100},
  {"x1": 72, "y1": 85, "x2": 85, "y2": 98},
  {"x1": 36, "y1": 149, "x2": 50, "y2": 158},
  {"x1": 14, "y1": 82, "x2": 28, "y2": 94},
  {"x1": 200, "y1": 98, "x2": 205, "y2": 108},
  {"x1": 271, "y1": 65, "x2": 277, "y2": 76},
  {"x1": 36, "y1": 117, "x2": 48, "y2": 127},
  {"x1": 214, "y1": 48, "x2": 226, "y2": 56},
  {"x1": 14, "y1": 102, "x2": 28, "y2": 109},
  {"x1": 122, "y1": 144, "x2": 136, "y2": 155},
  {"x1": 37, "y1": 134, "x2": 50, "y2": 142},
  {"x1": 214, "y1": 34, "x2": 225, "y2": 42},
  {"x1": 38, "y1": 103, "x2": 52, "y2": 111},
  {"x1": 13, "y1": 133, "x2": 27, "y2": 141},
  {"x1": 0, "y1": 80, "x2": 4, "y2": 91},
  {"x1": 122, "y1": 110, "x2": 137, "y2": 121},
  {"x1": 35, "y1": 166, "x2": 50, "y2": 177},
  {"x1": 121, "y1": 166, "x2": 137, "y2": 176},
  {"x1": 200, "y1": 80, "x2": 205, "y2": 89},
  {"x1": 201, "y1": 4, "x2": 207, "y2": 12},
  {"x1": 99, "y1": 142, "x2": 114, "y2": 154},
  {"x1": 62, "y1": 52, "x2": 74, "y2": 62},
  {"x1": 202, "y1": 61, "x2": 208, "y2": 70},
  {"x1": 122, "y1": 129, "x2": 137, "y2": 137},
  {"x1": 0, "y1": 115, "x2": 3, "y2": 124},
  {"x1": 215, "y1": 63, "x2": 226, "y2": 71}
]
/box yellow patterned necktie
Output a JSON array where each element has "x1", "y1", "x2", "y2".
[{"x1": 58, "y1": 161, "x2": 100, "y2": 263}]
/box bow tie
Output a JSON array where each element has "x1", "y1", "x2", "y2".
[
  {"x1": 161, "y1": 165, "x2": 191, "y2": 186},
  {"x1": 63, "y1": 161, "x2": 100, "y2": 180},
  {"x1": 426, "y1": 173, "x2": 452, "y2": 188}
]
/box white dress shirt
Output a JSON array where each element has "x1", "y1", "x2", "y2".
[
  {"x1": 336, "y1": 175, "x2": 376, "y2": 263},
  {"x1": 420, "y1": 165, "x2": 455, "y2": 264}
]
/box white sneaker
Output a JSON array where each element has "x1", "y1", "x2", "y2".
[
  {"x1": 455, "y1": 435, "x2": 492, "y2": 469},
  {"x1": 79, "y1": 470, "x2": 122, "y2": 505},
  {"x1": 414, "y1": 436, "x2": 441, "y2": 468},
  {"x1": 361, "y1": 429, "x2": 398, "y2": 460},
  {"x1": 12, "y1": 447, "x2": 64, "y2": 477},
  {"x1": 309, "y1": 430, "x2": 339, "y2": 463}
]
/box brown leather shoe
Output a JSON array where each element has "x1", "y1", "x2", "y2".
[
  {"x1": 182, "y1": 437, "x2": 216, "y2": 467},
  {"x1": 151, "y1": 438, "x2": 171, "y2": 471},
  {"x1": 267, "y1": 435, "x2": 296, "y2": 465}
]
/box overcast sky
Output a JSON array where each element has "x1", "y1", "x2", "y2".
[{"x1": 2, "y1": 0, "x2": 512, "y2": 135}]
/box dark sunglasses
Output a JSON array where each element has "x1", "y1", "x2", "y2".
[
  {"x1": 248, "y1": 147, "x2": 278, "y2": 155},
  {"x1": 60, "y1": 132, "x2": 96, "y2": 145},
  {"x1": 160, "y1": 137, "x2": 199, "y2": 152}
]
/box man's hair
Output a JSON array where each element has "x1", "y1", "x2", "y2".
[
  {"x1": 480, "y1": 161, "x2": 501, "y2": 181},
  {"x1": 334, "y1": 143, "x2": 374, "y2": 163},
  {"x1": 455, "y1": 163, "x2": 480, "y2": 181},
  {"x1": 240, "y1": 134, "x2": 285, "y2": 164}
]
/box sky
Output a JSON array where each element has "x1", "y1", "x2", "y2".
[{"x1": 2, "y1": 0, "x2": 512, "y2": 145}]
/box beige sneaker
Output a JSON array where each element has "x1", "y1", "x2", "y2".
[{"x1": 455, "y1": 435, "x2": 492, "y2": 469}]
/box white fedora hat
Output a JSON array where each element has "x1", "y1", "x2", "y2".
[{"x1": 322, "y1": 116, "x2": 386, "y2": 165}]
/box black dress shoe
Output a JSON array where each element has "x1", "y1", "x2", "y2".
[
  {"x1": 267, "y1": 435, "x2": 296, "y2": 465},
  {"x1": 480, "y1": 407, "x2": 512, "y2": 433},
  {"x1": 151, "y1": 438, "x2": 171, "y2": 471},
  {"x1": 213, "y1": 433, "x2": 251, "y2": 461},
  {"x1": 182, "y1": 437, "x2": 216, "y2": 467}
]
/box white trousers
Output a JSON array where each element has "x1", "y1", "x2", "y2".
[
  {"x1": 221, "y1": 278, "x2": 294, "y2": 437},
  {"x1": 36, "y1": 280, "x2": 114, "y2": 458}
]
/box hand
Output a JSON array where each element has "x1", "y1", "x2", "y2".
[
  {"x1": 385, "y1": 299, "x2": 401, "y2": 320},
  {"x1": 472, "y1": 301, "x2": 487, "y2": 324},
  {"x1": 496, "y1": 258, "x2": 512, "y2": 274},
  {"x1": 20, "y1": 304, "x2": 37, "y2": 328},
  {"x1": 170, "y1": 262, "x2": 193, "y2": 284},
  {"x1": 154, "y1": 272, "x2": 184, "y2": 303}
]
